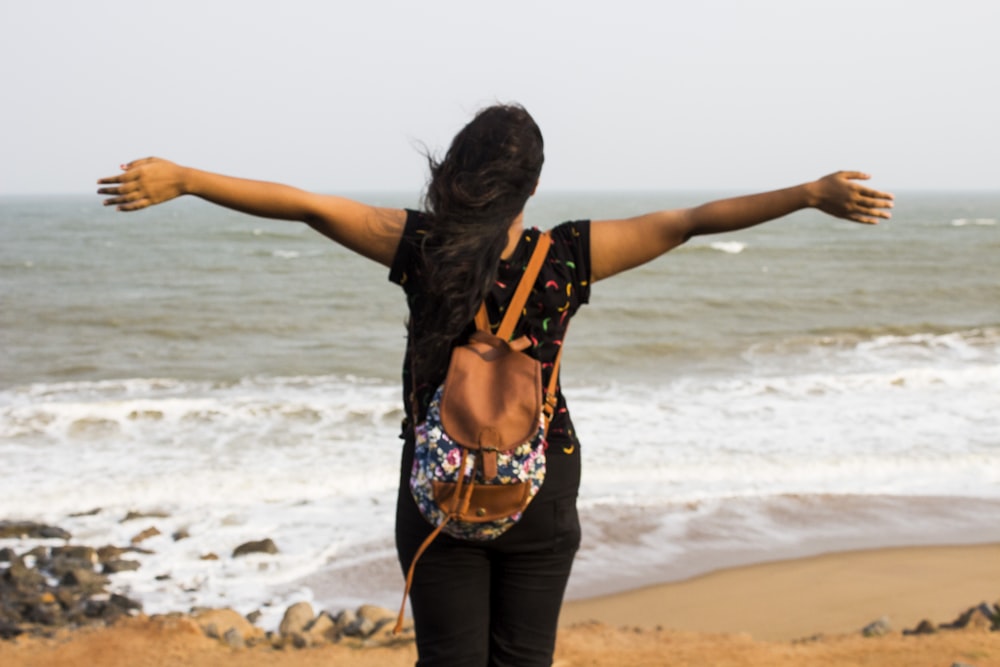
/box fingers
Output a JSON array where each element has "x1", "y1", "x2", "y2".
[
  {"x1": 97, "y1": 178, "x2": 146, "y2": 210},
  {"x1": 97, "y1": 160, "x2": 145, "y2": 209},
  {"x1": 847, "y1": 195, "x2": 893, "y2": 224}
]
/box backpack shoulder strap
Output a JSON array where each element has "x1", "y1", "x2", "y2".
[{"x1": 475, "y1": 231, "x2": 552, "y2": 339}]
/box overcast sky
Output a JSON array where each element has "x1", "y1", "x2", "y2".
[{"x1": 1, "y1": 0, "x2": 996, "y2": 196}]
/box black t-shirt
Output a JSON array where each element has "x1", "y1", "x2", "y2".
[{"x1": 389, "y1": 209, "x2": 591, "y2": 502}]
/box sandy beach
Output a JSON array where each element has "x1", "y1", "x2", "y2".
[{"x1": 3, "y1": 543, "x2": 998, "y2": 667}]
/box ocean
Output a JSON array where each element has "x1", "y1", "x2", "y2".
[{"x1": 2, "y1": 190, "x2": 998, "y2": 630}]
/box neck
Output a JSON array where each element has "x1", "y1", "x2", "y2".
[{"x1": 501, "y1": 212, "x2": 525, "y2": 259}]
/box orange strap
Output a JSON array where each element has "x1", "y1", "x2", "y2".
[
  {"x1": 395, "y1": 450, "x2": 475, "y2": 634},
  {"x1": 475, "y1": 232, "x2": 552, "y2": 339}
]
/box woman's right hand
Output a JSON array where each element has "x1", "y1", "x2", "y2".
[
  {"x1": 97, "y1": 157, "x2": 187, "y2": 211},
  {"x1": 806, "y1": 171, "x2": 894, "y2": 225}
]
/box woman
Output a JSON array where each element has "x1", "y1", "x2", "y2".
[{"x1": 97, "y1": 103, "x2": 893, "y2": 667}]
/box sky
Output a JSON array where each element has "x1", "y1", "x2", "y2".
[{"x1": 1, "y1": 0, "x2": 997, "y2": 196}]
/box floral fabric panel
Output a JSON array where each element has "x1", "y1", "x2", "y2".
[{"x1": 410, "y1": 385, "x2": 547, "y2": 541}]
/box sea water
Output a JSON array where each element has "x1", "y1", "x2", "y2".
[{"x1": 2, "y1": 191, "x2": 998, "y2": 629}]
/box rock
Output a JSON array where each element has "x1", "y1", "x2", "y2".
[
  {"x1": 130, "y1": 526, "x2": 161, "y2": 544},
  {"x1": 0, "y1": 547, "x2": 19, "y2": 563},
  {"x1": 121, "y1": 510, "x2": 170, "y2": 523},
  {"x1": 103, "y1": 559, "x2": 141, "y2": 574},
  {"x1": 3, "y1": 557, "x2": 46, "y2": 589},
  {"x1": 192, "y1": 608, "x2": 262, "y2": 644},
  {"x1": 861, "y1": 616, "x2": 891, "y2": 637},
  {"x1": 172, "y1": 528, "x2": 190, "y2": 541},
  {"x1": 0, "y1": 620, "x2": 23, "y2": 640},
  {"x1": 60, "y1": 567, "x2": 110, "y2": 595},
  {"x1": 51, "y1": 546, "x2": 98, "y2": 564},
  {"x1": 232, "y1": 538, "x2": 279, "y2": 557},
  {"x1": 0, "y1": 539, "x2": 143, "y2": 634},
  {"x1": 338, "y1": 604, "x2": 395, "y2": 638},
  {"x1": 68, "y1": 508, "x2": 102, "y2": 518},
  {"x1": 200, "y1": 553, "x2": 219, "y2": 561},
  {"x1": 333, "y1": 608, "x2": 358, "y2": 635},
  {"x1": 50, "y1": 554, "x2": 100, "y2": 579},
  {"x1": 279, "y1": 601, "x2": 315, "y2": 637},
  {"x1": 904, "y1": 619, "x2": 936, "y2": 635},
  {"x1": 223, "y1": 627, "x2": 245, "y2": 649},
  {"x1": 960, "y1": 608, "x2": 993, "y2": 632},
  {"x1": 305, "y1": 611, "x2": 337, "y2": 644},
  {"x1": 945, "y1": 604, "x2": 996, "y2": 631},
  {"x1": 0, "y1": 521, "x2": 71, "y2": 540}
]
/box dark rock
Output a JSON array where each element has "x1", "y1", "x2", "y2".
[
  {"x1": 0, "y1": 548, "x2": 17, "y2": 563},
  {"x1": 103, "y1": 559, "x2": 141, "y2": 574},
  {"x1": 904, "y1": 619, "x2": 936, "y2": 635},
  {"x1": 232, "y1": 539, "x2": 278, "y2": 557},
  {"x1": 0, "y1": 620, "x2": 23, "y2": 640},
  {"x1": 945, "y1": 604, "x2": 995, "y2": 631},
  {"x1": 17, "y1": 524, "x2": 60, "y2": 541},
  {"x1": 60, "y1": 567, "x2": 109, "y2": 593},
  {"x1": 172, "y1": 529, "x2": 190, "y2": 541},
  {"x1": 84, "y1": 597, "x2": 127, "y2": 622},
  {"x1": 68, "y1": 508, "x2": 102, "y2": 518},
  {"x1": 50, "y1": 554, "x2": 100, "y2": 580},
  {"x1": 110, "y1": 593, "x2": 142, "y2": 612},
  {"x1": 0, "y1": 539, "x2": 144, "y2": 637},
  {"x1": 121, "y1": 510, "x2": 170, "y2": 523},
  {"x1": 0, "y1": 521, "x2": 71, "y2": 540},
  {"x1": 3, "y1": 558, "x2": 46, "y2": 589}
]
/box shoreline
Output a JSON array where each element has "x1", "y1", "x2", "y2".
[
  {"x1": 561, "y1": 542, "x2": 1000, "y2": 641},
  {"x1": 2, "y1": 542, "x2": 998, "y2": 666}
]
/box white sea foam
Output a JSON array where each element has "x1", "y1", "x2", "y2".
[
  {"x1": 2, "y1": 326, "x2": 998, "y2": 626},
  {"x1": 951, "y1": 217, "x2": 997, "y2": 226},
  {"x1": 709, "y1": 241, "x2": 746, "y2": 254}
]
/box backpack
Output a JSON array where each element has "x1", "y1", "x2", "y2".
[{"x1": 395, "y1": 232, "x2": 564, "y2": 632}]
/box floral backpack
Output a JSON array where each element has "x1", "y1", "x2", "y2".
[{"x1": 395, "y1": 232, "x2": 564, "y2": 632}]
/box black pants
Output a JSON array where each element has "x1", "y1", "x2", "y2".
[{"x1": 396, "y1": 485, "x2": 581, "y2": 667}]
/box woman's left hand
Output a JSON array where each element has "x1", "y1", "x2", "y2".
[{"x1": 808, "y1": 171, "x2": 894, "y2": 224}]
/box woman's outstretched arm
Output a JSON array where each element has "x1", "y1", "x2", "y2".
[
  {"x1": 97, "y1": 157, "x2": 406, "y2": 267},
  {"x1": 589, "y1": 171, "x2": 894, "y2": 282}
]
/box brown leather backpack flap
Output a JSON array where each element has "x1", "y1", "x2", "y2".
[
  {"x1": 432, "y1": 480, "x2": 532, "y2": 523},
  {"x1": 439, "y1": 333, "x2": 542, "y2": 451}
]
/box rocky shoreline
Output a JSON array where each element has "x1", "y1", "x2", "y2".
[
  {"x1": 0, "y1": 519, "x2": 413, "y2": 649},
  {"x1": 3, "y1": 518, "x2": 999, "y2": 658}
]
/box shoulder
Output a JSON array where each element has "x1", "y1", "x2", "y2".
[
  {"x1": 388, "y1": 209, "x2": 430, "y2": 287},
  {"x1": 540, "y1": 220, "x2": 592, "y2": 303}
]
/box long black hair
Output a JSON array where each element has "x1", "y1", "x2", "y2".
[{"x1": 412, "y1": 104, "x2": 545, "y2": 385}]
